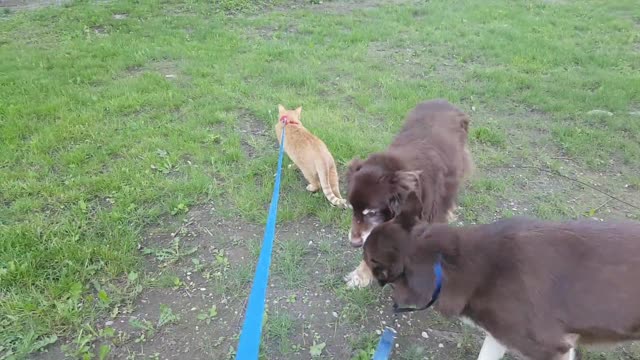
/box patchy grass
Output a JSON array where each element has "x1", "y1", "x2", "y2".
[
  {"x1": 471, "y1": 126, "x2": 507, "y2": 148},
  {"x1": 1, "y1": 0, "x2": 640, "y2": 359},
  {"x1": 264, "y1": 312, "x2": 295, "y2": 354},
  {"x1": 274, "y1": 238, "x2": 310, "y2": 288}
]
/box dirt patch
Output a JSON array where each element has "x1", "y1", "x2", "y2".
[
  {"x1": 116, "y1": 207, "x2": 491, "y2": 360},
  {"x1": 91, "y1": 25, "x2": 109, "y2": 36},
  {"x1": 249, "y1": 23, "x2": 300, "y2": 41},
  {"x1": 308, "y1": 0, "x2": 418, "y2": 14},
  {"x1": 150, "y1": 60, "x2": 182, "y2": 80},
  {"x1": 0, "y1": 0, "x2": 68, "y2": 10},
  {"x1": 240, "y1": 0, "x2": 419, "y2": 20},
  {"x1": 32, "y1": 203, "x2": 494, "y2": 359},
  {"x1": 367, "y1": 40, "x2": 476, "y2": 86},
  {"x1": 238, "y1": 110, "x2": 273, "y2": 160},
  {"x1": 367, "y1": 41, "x2": 429, "y2": 79},
  {"x1": 539, "y1": 0, "x2": 569, "y2": 4},
  {"x1": 458, "y1": 107, "x2": 640, "y2": 226},
  {"x1": 125, "y1": 60, "x2": 188, "y2": 84}
]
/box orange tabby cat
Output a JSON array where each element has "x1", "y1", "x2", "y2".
[{"x1": 275, "y1": 104, "x2": 347, "y2": 208}]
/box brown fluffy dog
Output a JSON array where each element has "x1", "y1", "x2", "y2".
[
  {"x1": 365, "y1": 192, "x2": 640, "y2": 360},
  {"x1": 344, "y1": 99, "x2": 473, "y2": 288}
]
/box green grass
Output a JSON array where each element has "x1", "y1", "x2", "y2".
[
  {"x1": 264, "y1": 312, "x2": 295, "y2": 355},
  {"x1": 274, "y1": 238, "x2": 309, "y2": 288},
  {"x1": 336, "y1": 287, "x2": 378, "y2": 324},
  {"x1": 470, "y1": 127, "x2": 507, "y2": 148},
  {"x1": 349, "y1": 332, "x2": 378, "y2": 360},
  {"x1": 1, "y1": 0, "x2": 639, "y2": 358}
]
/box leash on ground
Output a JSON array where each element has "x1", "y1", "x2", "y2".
[
  {"x1": 235, "y1": 116, "x2": 397, "y2": 359},
  {"x1": 373, "y1": 327, "x2": 397, "y2": 360},
  {"x1": 235, "y1": 123, "x2": 287, "y2": 360}
]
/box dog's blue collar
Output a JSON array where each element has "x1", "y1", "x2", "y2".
[{"x1": 393, "y1": 255, "x2": 443, "y2": 313}]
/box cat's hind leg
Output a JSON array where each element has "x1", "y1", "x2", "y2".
[{"x1": 300, "y1": 167, "x2": 320, "y2": 192}]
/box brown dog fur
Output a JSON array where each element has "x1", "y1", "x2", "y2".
[
  {"x1": 344, "y1": 99, "x2": 473, "y2": 288},
  {"x1": 365, "y1": 193, "x2": 640, "y2": 360},
  {"x1": 276, "y1": 105, "x2": 347, "y2": 208}
]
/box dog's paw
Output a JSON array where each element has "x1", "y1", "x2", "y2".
[
  {"x1": 446, "y1": 210, "x2": 458, "y2": 223},
  {"x1": 446, "y1": 205, "x2": 459, "y2": 223},
  {"x1": 344, "y1": 268, "x2": 372, "y2": 288}
]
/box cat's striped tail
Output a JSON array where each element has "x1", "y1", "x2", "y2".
[{"x1": 318, "y1": 163, "x2": 347, "y2": 208}]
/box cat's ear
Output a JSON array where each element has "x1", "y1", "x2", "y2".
[
  {"x1": 295, "y1": 106, "x2": 302, "y2": 117},
  {"x1": 278, "y1": 104, "x2": 286, "y2": 114}
]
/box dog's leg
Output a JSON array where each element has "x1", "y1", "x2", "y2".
[
  {"x1": 552, "y1": 347, "x2": 579, "y2": 360},
  {"x1": 557, "y1": 334, "x2": 580, "y2": 360},
  {"x1": 344, "y1": 260, "x2": 373, "y2": 288},
  {"x1": 477, "y1": 334, "x2": 506, "y2": 360},
  {"x1": 572, "y1": 348, "x2": 582, "y2": 360},
  {"x1": 516, "y1": 336, "x2": 574, "y2": 360},
  {"x1": 544, "y1": 348, "x2": 578, "y2": 360}
]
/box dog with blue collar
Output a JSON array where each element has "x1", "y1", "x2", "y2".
[{"x1": 364, "y1": 189, "x2": 640, "y2": 360}]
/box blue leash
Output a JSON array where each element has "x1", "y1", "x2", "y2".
[
  {"x1": 373, "y1": 327, "x2": 397, "y2": 360},
  {"x1": 235, "y1": 125, "x2": 286, "y2": 360},
  {"x1": 235, "y1": 121, "x2": 440, "y2": 360},
  {"x1": 375, "y1": 257, "x2": 443, "y2": 359}
]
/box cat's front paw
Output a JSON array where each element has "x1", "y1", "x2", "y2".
[
  {"x1": 344, "y1": 267, "x2": 372, "y2": 288},
  {"x1": 306, "y1": 184, "x2": 319, "y2": 192}
]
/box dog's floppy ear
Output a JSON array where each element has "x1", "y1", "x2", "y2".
[
  {"x1": 387, "y1": 171, "x2": 421, "y2": 216},
  {"x1": 371, "y1": 264, "x2": 390, "y2": 284},
  {"x1": 347, "y1": 158, "x2": 363, "y2": 180},
  {"x1": 413, "y1": 223, "x2": 461, "y2": 269},
  {"x1": 460, "y1": 113, "x2": 470, "y2": 133},
  {"x1": 391, "y1": 170, "x2": 422, "y2": 194},
  {"x1": 370, "y1": 255, "x2": 404, "y2": 285},
  {"x1": 396, "y1": 191, "x2": 422, "y2": 231},
  {"x1": 366, "y1": 235, "x2": 405, "y2": 286}
]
